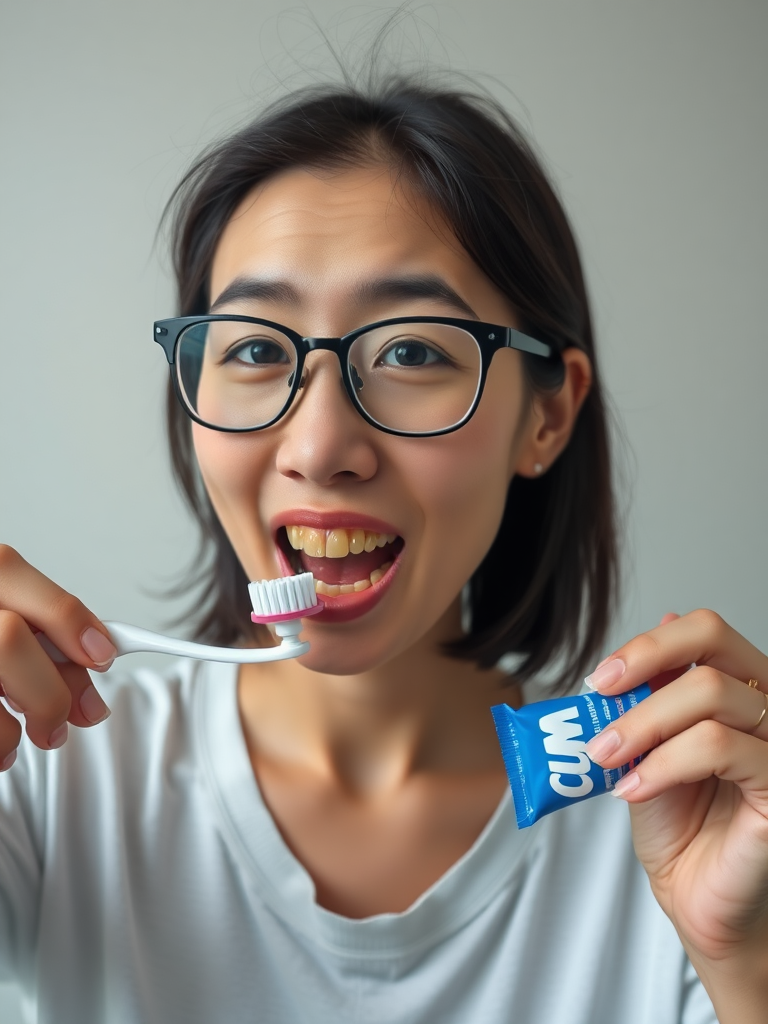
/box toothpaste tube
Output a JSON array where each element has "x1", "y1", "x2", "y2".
[{"x1": 491, "y1": 684, "x2": 652, "y2": 829}]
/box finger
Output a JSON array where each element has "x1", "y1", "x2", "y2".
[
  {"x1": 584, "y1": 609, "x2": 768, "y2": 696},
  {"x1": 4, "y1": 660, "x2": 109, "y2": 731},
  {"x1": 644, "y1": 613, "x2": 687, "y2": 691},
  {"x1": 591, "y1": 611, "x2": 681, "y2": 681},
  {"x1": 0, "y1": 609, "x2": 86, "y2": 749},
  {"x1": 0, "y1": 545, "x2": 117, "y2": 671},
  {"x1": 609, "y1": 720, "x2": 768, "y2": 813},
  {"x1": 57, "y1": 661, "x2": 111, "y2": 728},
  {"x1": 0, "y1": 703, "x2": 23, "y2": 770},
  {"x1": 585, "y1": 665, "x2": 768, "y2": 769},
  {"x1": 648, "y1": 665, "x2": 691, "y2": 692}
]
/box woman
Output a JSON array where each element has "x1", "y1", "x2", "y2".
[{"x1": 0, "y1": 80, "x2": 766, "y2": 1023}]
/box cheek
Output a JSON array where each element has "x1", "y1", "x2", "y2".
[
  {"x1": 402, "y1": 370, "x2": 523, "y2": 583},
  {"x1": 192, "y1": 425, "x2": 261, "y2": 501},
  {"x1": 191, "y1": 426, "x2": 275, "y2": 574}
]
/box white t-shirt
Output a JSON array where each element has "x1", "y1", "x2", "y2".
[{"x1": 0, "y1": 660, "x2": 716, "y2": 1024}]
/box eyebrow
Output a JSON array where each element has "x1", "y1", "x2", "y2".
[{"x1": 209, "y1": 274, "x2": 479, "y2": 320}]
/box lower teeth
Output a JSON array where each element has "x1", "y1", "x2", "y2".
[{"x1": 314, "y1": 561, "x2": 393, "y2": 597}]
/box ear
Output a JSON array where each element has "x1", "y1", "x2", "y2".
[{"x1": 513, "y1": 348, "x2": 593, "y2": 478}]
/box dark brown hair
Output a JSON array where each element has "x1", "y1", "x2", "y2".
[{"x1": 163, "y1": 77, "x2": 618, "y2": 692}]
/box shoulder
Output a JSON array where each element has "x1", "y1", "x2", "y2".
[
  {"x1": 95, "y1": 657, "x2": 201, "y2": 737},
  {"x1": 0, "y1": 660, "x2": 240, "y2": 872},
  {"x1": 7, "y1": 659, "x2": 235, "y2": 804},
  {"x1": 70, "y1": 658, "x2": 202, "y2": 766}
]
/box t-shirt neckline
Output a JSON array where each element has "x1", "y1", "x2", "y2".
[{"x1": 194, "y1": 659, "x2": 539, "y2": 959}]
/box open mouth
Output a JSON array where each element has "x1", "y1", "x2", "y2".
[{"x1": 276, "y1": 525, "x2": 405, "y2": 597}]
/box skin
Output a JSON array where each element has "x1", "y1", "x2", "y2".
[{"x1": 0, "y1": 163, "x2": 766, "y2": 1019}]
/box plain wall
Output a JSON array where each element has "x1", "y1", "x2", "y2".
[{"x1": 1, "y1": 1, "x2": 766, "y2": 1017}]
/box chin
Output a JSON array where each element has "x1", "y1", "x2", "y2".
[{"x1": 294, "y1": 636, "x2": 394, "y2": 677}]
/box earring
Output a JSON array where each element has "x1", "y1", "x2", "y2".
[
  {"x1": 460, "y1": 582, "x2": 472, "y2": 634},
  {"x1": 534, "y1": 463, "x2": 544, "y2": 475}
]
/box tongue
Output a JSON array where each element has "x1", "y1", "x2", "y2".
[{"x1": 300, "y1": 543, "x2": 398, "y2": 585}]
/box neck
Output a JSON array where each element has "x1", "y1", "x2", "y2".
[{"x1": 238, "y1": 601, "x2": 520, "y2": 796}]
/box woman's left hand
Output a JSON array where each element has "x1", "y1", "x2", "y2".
[{"x1": 583, "y1": 608, "x2": 768, "y2": 1021}]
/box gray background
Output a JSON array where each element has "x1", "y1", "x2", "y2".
[{"x1": 1, "y1": 1, "x2": 766, "y2": 1016}]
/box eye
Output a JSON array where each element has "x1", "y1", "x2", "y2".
[
  {"x1": 378, "y1": 339, "x2": 448, "y2": 368},
  {"x1": 226, "y1": 338, "x2": 291, "y2": 366}
]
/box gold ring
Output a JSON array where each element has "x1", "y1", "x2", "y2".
[
  {"x1": 752, "y1": 691, "x2": 768, "y2": 732},
  {"x1": 748, "y1": 678, "x2": 759, "y2": 689}
]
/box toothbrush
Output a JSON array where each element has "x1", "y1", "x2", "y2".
[{"x1": 35, "y1": 572, "x2": 324, "y2": 665}]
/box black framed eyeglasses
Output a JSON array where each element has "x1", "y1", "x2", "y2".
[{"x1": 154, "y1": 314, "x2": 555, "y2": 437}]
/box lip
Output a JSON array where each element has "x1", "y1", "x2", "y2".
[
  {"x1": 269, "y1": 509, "x2": 401, "y2": 536},
  {"x1": 270, "y1": 509, "x2": 404, "y2": 624}
]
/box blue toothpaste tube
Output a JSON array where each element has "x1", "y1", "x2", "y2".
[{"x1": 491, "y1": 684, "x2": 652, "y2": 829}]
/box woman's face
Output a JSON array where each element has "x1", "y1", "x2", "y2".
[{"x1": 195, "y1": 163, "x2": 538, "y2": 675}]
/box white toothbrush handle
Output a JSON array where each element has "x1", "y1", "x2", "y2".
[
  {"x1": 104, "y1": 622, "x2": 310, "y2": 662},
  {"x1": 35, "y1": 622, "x2": 309, "y2": 664}
]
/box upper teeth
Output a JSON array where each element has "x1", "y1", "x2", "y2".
[{"x1": 286, "y1": 526, "x2": 397, "y2": 558}]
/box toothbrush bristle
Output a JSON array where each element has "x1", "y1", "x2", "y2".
[{"x1": 248, "y1": 573, "x2": 318, "y2": 619}]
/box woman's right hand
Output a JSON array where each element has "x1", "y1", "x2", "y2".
[{"x1": 0, "y1": 545, "x2": 114, "y2": 770}]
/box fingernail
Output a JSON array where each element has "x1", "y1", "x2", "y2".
[
  {"x1": 611, "y1": 771, "x2": 640, "y2": 799},
  {"x1": 48, "y1": 723, "x2": 68, "y2": 749},
  {"x1": 81, "y1": 627, "x2": 117, "y2": 668},
  {"x1": 1, "y1": 750, "x2": 17, "y2": 771},
  {"x1": 585, "y1": 658, "x2": 626, "y2": 691},
  {"x1": 6, "y1": 696, "x2": 24, "y2": 714},
  {"x1": 585, "y1": 728, "x2": 621, "y2": 764},
  {"x1": 79, "y1": 684, "x2": 111, "y2": 725}
]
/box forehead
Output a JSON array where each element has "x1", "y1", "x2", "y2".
[{"x1": 209, "y1": 164, "x2": 495, "y2": 309}]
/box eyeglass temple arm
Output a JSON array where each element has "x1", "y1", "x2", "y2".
[{"x1": 505, "y1": 329, "x2": 554, "y2": 359}]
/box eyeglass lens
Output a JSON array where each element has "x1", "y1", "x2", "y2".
[
  {"x1": 177, "y1": 321, "x2": 298, "y2": 429},
  {"x1": 175, "y1": 320, "x2": 482, "y2": 433}
]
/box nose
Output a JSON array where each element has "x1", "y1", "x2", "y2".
[{"x1": 274, "y1": 351, "x2": 378, "y2": 486}]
